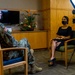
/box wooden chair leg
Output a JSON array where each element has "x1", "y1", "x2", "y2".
[
  {"x1": 24, "y1": 63, "x2": 28, "y2": 75},
  {"x1": 65, "y1": 51, "x2": 68, "y2": 68},
  {"x1": 0, "y1": 65, "x2": 3, "y2": 75},
  {"x1": 0, "y1": 69, "x2": 3, "y2": 75},
  {"x1": 0, "y1": 51, "x2": 4, "y2": 75},
  {"x1": 24, "y1": 48, "x2": 28, "y2": 75},
  {"x1": 68, "y1": 49, "x2": 75, "y2": 67}
]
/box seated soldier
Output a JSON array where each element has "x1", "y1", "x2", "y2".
[{"x1": 0, "y1": 23, "x2": 42, "y2": 74}]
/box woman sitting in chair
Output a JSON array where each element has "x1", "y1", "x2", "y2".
[
  {"x1": 0, "y1": 23, "x2": 42, "y2": 74},
  {"x1": 48, "y1": 16, "x2": 72, "y2": 66}
]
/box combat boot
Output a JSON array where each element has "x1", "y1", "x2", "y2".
[{"x1": 29, "y1": 64, "x2": 42, "y2": 74}]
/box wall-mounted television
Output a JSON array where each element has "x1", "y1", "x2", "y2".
[{"x1": 0, "y1": 10, "x2": 20, "y2": 24}]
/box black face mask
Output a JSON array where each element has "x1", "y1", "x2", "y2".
[{"x1": 62, "y1": 21, "x2": 67, "y2": 25}]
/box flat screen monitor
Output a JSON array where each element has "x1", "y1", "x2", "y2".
[{"x1": 0, "y1": 10, "x2": 20, "y2": 24}]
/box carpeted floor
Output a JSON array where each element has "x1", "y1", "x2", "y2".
[{"x1": 4, "y1": 49, "x2": 75, "y2": 75}]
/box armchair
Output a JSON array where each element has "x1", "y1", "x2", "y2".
[
  {"x1": 0, "y1": 47, "x2": 28, "y2": 75},
  {"x1": 56, "y1": 31, "x2": 75, "y2": 68}
]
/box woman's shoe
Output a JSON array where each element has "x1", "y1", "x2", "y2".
[{"x1": 48, "y1": 58, "x2": 56, "y2": 66}]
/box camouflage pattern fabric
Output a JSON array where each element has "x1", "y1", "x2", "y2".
[{"x1": 0, "y1": 23, "x2": 34, "y2": 64}]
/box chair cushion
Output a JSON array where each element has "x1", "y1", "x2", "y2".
[
  {"x1": 3, "y1": 57, "x2": 23, "y2": 65},
  {"x1": 56, "y1": 45, "x2": 75, "y2": 52}
]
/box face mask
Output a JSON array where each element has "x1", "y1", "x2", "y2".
[{"x1": 62, "y1": 21, "x2": 67, "y2": 25}]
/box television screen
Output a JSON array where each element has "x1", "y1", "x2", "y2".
[{"x1": 0, "y1": 10, "x2": 20, "y2": 24}]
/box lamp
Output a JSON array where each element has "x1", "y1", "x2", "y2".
[{"x1": 70, "y1": 0, "x2": 75, "y2": 8}]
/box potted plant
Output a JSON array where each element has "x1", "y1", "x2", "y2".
[{"x1": 20, "y1": 10, "x2": 39, "y2": 31}]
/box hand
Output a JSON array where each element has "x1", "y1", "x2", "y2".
[
  {"x1": 55, "y1": 37, "x2": 61, "y2": 39},
  {"x1": 55, "y1": 36, "x2": 64, "y2": 39},
  {"x1": 60, "y1": 36, "x2": 65, "y2": 39},
  {"x1": 4, "y1": 27, "x2": 8, "y2": 32}
]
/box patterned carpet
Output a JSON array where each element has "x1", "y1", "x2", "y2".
[{"x1": 4, "y1": 49, "x2": 75, "y2": 75}]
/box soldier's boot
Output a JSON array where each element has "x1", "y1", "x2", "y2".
[{"x1": 29, "y1": 64, "x2": 42, "y2": 74}]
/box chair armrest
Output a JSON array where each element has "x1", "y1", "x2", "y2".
[
  {"x1": 65, "y1": 38, "x2": 75, "y2": 43},
  {"x1": 0, "y1": 47, "x2": 27, "y2": 51},
  {"x1": 0, "y1": 47, "x2": 28, "y2": 75},
  {"x1": 64, "y1": 38, "x2": 75, "y2": 52},
  {"x1": 0, "y1": 47, "x2": 27, "y2": 62}
]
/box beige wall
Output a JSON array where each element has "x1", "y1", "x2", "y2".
[
  {"x1": 0, "y1": 0, "x2": 42, "y2": 10},
  {"x1": 0, "y1": 0, "x2": 43, "y2": 30}
]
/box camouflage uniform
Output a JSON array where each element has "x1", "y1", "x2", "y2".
[{"x1": 0, "y1": 23, "x2": 34, "y2": 65}]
